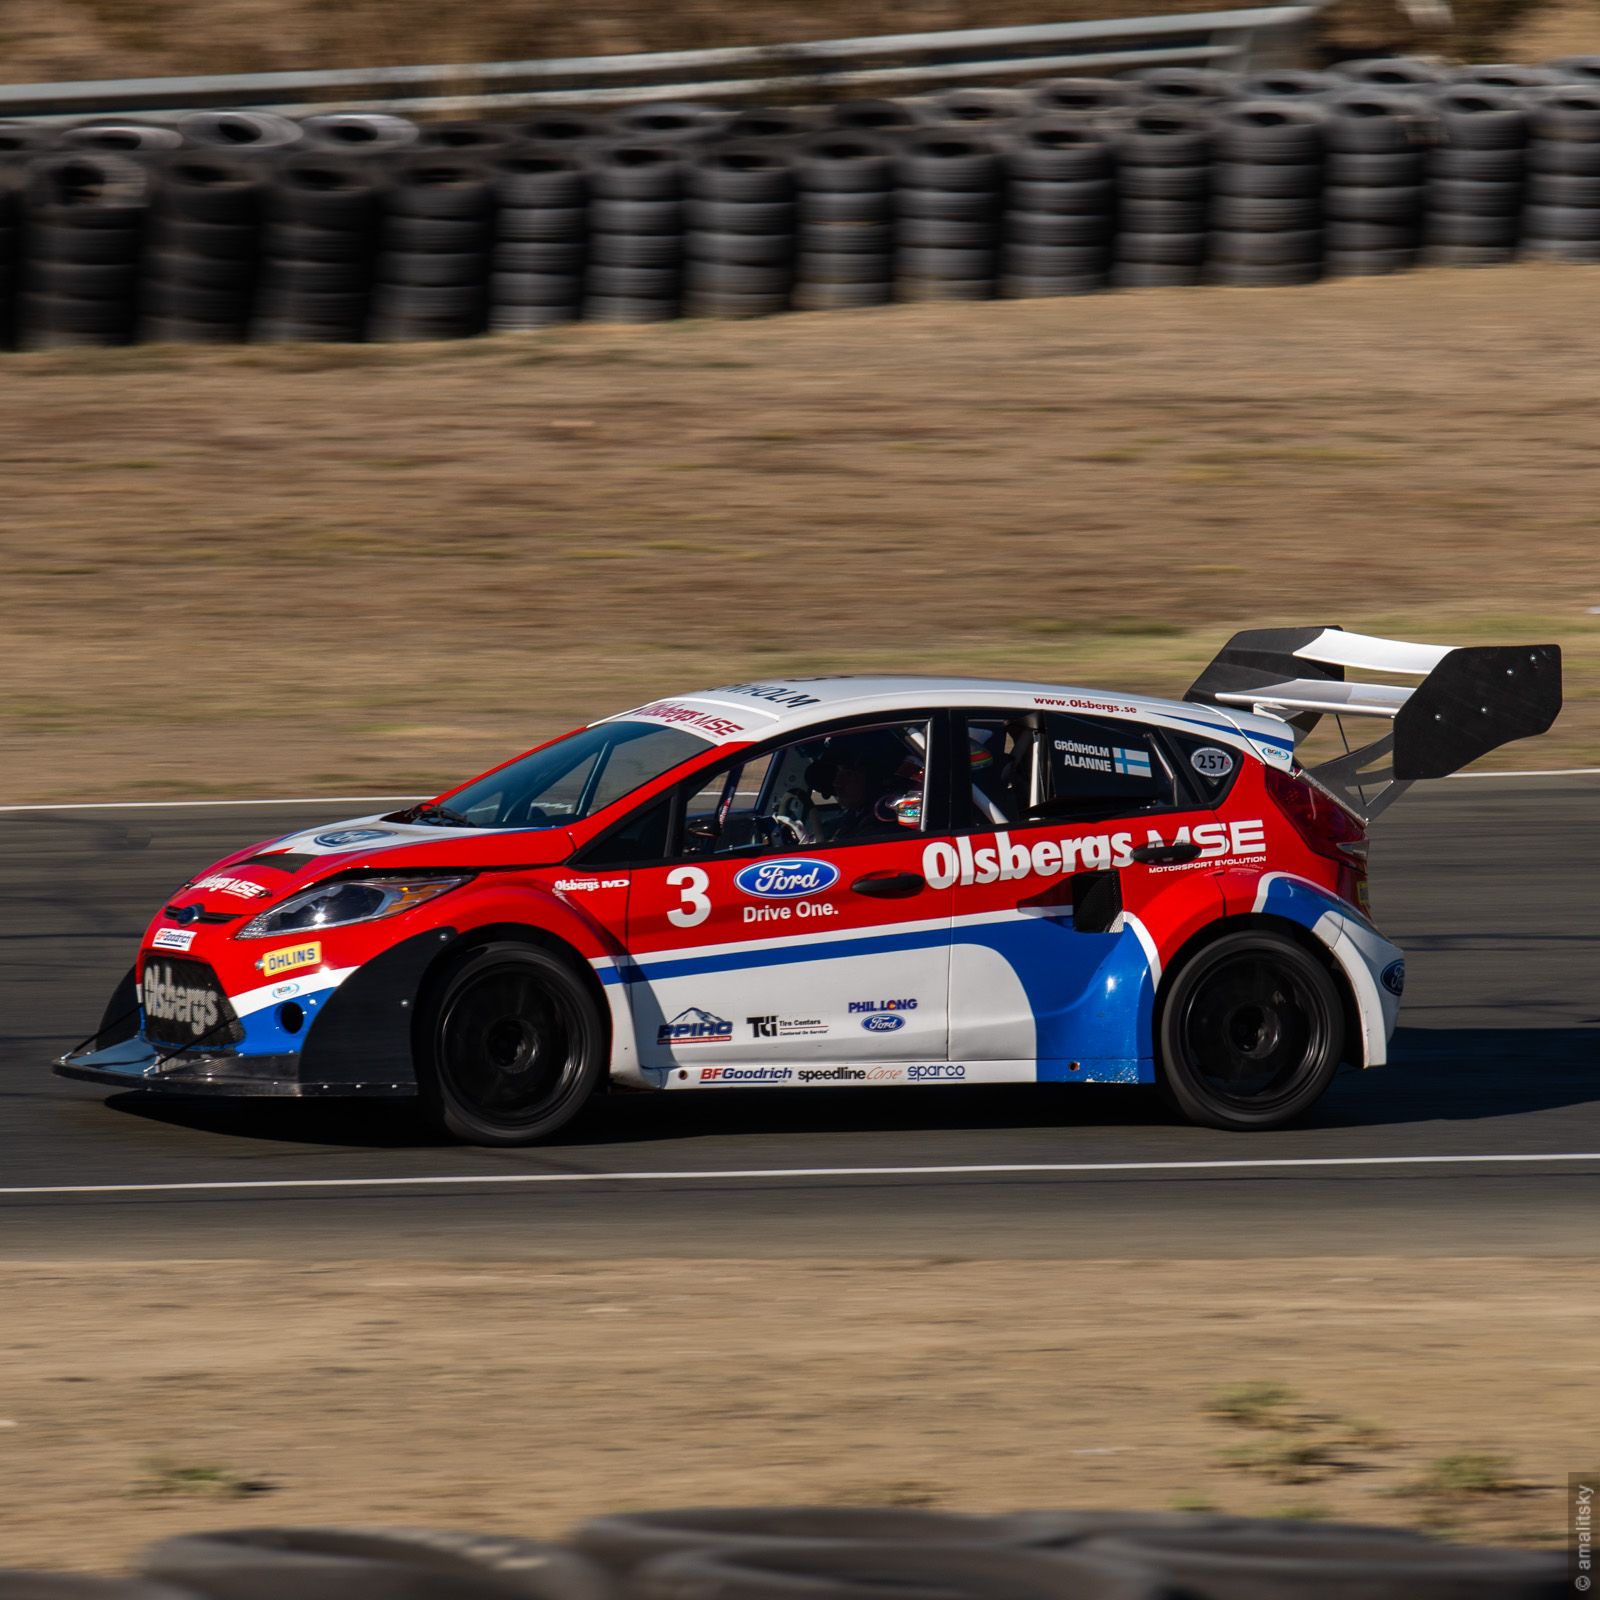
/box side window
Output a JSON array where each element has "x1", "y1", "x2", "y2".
[
  {"x1": 960, "y1": 716, "x2": 1037, "y2": 829},
  {"x1": 1039, "y1": 714, "x2": 1179, "y2": 823},
  {"x1": 678, "y1": 721, "x2": 932, "y2": 858},
  {"x1": 1163, "y1": 730, "x2": 1243, "y2": 806},
  {"x1": 576, "y1": 794, "x2": 672, "y2": 868}
]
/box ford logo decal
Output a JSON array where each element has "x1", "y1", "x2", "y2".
[
  {"x1": 861, "y1": 1014, "x2": 905, "y2": 1033},
  {"x1": 313, "y1": 828, "x2": 391, "y2": 848},
  {"x1": 733, "y1": 857, "x2": 840, "y2": 899},
  {"x1": 1381, "y1": 960, "x2": 1405, "y2": 997}
]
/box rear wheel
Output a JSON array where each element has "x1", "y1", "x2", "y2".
[
  {"x1": 418, "y1": 941, "x2": 605, "y2": 1146},
  {"x1": 1157, "y1": 931, "x2": 1344, "y2": 1130}
]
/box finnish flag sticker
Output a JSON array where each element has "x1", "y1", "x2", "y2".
[{"x1": 1113, "y1": 747, "x2": 1152, "y2": 778}]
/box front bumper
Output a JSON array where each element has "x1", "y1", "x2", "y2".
[{"x1": 55, "y1": 1037, "x2": 413, "y2": 1098}]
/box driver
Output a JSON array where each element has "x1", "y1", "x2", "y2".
[{"x1": 807, "y1": 732, "x2": 920, "y2": 843}]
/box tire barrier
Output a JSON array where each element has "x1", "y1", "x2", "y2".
[
  {"x1": 584, "y1": 143, "x2": 685, "y2": 322},
  {"x1": 2, "y1": 57, "x2": 1600, "y2": 349},
  {"x1": 1322, "y1": 89, "x2": 1429, "y2": 276},
  {"x1": 685, "y1": 144, "x2": 796, "y2": 317},
  {"x1": 61, "y1": 121, "x2": 186, "y2": 154},
  {"x1": 0, "y1": 164, "x2": 20, "y2": 348},
  {"x1": 138, "y1": 154, "x2": 263, "y2": 343},
  {"x1": 1425, "y1": 88, "x2": 1528, "y2": 266},
  {"x1": 792, "y1": 134, "x2": 895, "y2": 311},
  {"x1": 18, "y1": 152, "x2": 149, "y2": 348},
  {"x1": 1001, "y1": 118, "x2": 1116, "y2": 297},
  {"x1": 1112, "y1": 106, "x2": 1212, "y2": 287},
  {"x1": 368, "y1": 155, "x2": 494, "y2": 341},
  {"x1": 489, "y1": 149, "x2": 588, "y2": 330},
  {"x1": 250, "y1": 154, "x2": 378, "y2": 342},
  {"x1": 1523, "y1": 86, "x2": 1600, "y2": 262},
  {"x1": 1207, "y1": 100, "x2": 1326, "y2": 287},
  {"x1": 175, "y1": 110, "x2": 303, "y2": 156},
  {"x1": 1, "y1": 1508, "x2": 1549, "y2": 1600},
  {"x1": 893, "y1": 132, "x2": 1003, "y2": 300}
]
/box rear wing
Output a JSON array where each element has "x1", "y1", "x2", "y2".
[{"x1": 1185, "y1": 627, "x2": 1562, "y2": 819}]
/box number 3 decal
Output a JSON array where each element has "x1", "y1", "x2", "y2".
[{"x1": 666, "y1": 865, "x2": 711, "y2": 928}]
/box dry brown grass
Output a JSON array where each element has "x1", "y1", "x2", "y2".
[
  {"x1": 1, "y1": 264, "x2": 1597, "y2": 803},
  {"x1": 0, "y1": 0, "x2": 1582, "y2": 83},
  {"x1": 0, "y1": 1256, "x2": 1590, "y2": 1571}
]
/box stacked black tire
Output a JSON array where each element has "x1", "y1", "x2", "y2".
[
  {"x1": 684, "y1": 145, "x2": 795, "y2": 317},
  {"x1": 793, "y1": 135, "x2": 896, "y2": 311},
  {"x1": 1425, "y1": 88, "x2": 1528, "y2": 266},
  {"x1": 1322, "y1": 90, "x2": 1429, "y2": 277},
  {"x1": 1522, "y1": 86, "x2": 1600, "y2": 263},
  {"x1": 1000, "y1": 119, "x2": 1116, "y2": 297},
  {"x1": 1113, "y1": 108, "x2": 1211, "y2": 288},
  {"x1": 1207, "y1": 101, "x2": 1326, "y2": 287},
  {"x1": 894, "y1": 133, "x2": 1002, "y2": 300},
  {"x1": 368, "y1": 157, "x2": 494, "y2": 341},
  {"x1": 19, "y1": 152, "x2": 148, "y2": 348},
  {"x1": 0, "y1": 164, "x2": 19, "y2": 348},
  {"x1": 584, "y1": 144, "x2": 684, "y2": 322},
  {"x1": 488, "y1": 150, "x2": 588, "y2": 330},
  {"x1": 252, "y1": 156, "x2": 379, "y2": 342},
  {"x1": 139, "y1": 156, "x2": 263, "y2": 342}
]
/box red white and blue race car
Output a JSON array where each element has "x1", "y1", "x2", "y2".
[{"x1": 59, "y1": 628, "x2": 1561, "y2": 1142}]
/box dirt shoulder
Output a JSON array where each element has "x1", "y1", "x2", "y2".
[
  {"x1": 0, "y1": 1256, "x2": 1591, "y2": 1572},
  {"x1": 1, "y1": 264, "x2": 1596, "y2": 803}
]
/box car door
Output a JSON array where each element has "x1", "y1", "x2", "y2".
[
  {"x1": 944, "y1": 708, "x2": 1228, "y2": 1078},
  {"x1": 624, "y1": 715, "x2": 955, "y2": 1080}
]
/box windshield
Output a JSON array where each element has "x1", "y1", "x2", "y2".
[{"x1": 406, "y1": 721, "x2": 706, "y2": 829}]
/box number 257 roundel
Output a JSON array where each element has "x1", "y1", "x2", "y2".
[{"x1": 733, "y1": 858, "x2": 840, "y2": 899}]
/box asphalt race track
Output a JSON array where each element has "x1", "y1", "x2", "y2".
[{"x1": 1, "y1": 776, "x2": 1595, "y2": 1261}]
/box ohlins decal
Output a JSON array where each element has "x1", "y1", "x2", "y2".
[{"x1": 922, "y1": 820, "x2": 1266, "y2": 889}]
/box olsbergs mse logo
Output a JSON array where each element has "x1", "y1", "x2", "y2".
[{"x1": 734, "y1": 858, "x2": 840, "y2": 899}]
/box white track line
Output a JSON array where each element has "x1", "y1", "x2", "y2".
[
  {"x1": 1, "y1": 769, "x2": 1594, "y2": 813},
  {"x1": 0, "y1": 796, "x2": 425, "y2": 813},
  {"x1": 3, "y1": 1151, "x2": 1599, "y2": 1199}
]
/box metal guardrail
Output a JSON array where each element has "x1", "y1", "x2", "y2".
[{"x1": 0, "y1": 6, "x2": 1327, "y2": 121}]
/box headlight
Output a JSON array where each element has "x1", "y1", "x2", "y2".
[{"x1": 236, "y1": 875, "x2": 470, "y2": 940}]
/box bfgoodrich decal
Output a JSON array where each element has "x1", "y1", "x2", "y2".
[{"x1": 922, "y1": 820, "x2": 1267, "y2": 888}]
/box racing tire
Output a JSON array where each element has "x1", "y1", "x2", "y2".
[
  {"x1": 826, "y1": 98, "x2": 920, "y2": 134},
  {"x1": 793, "y1": 277, "x2": 894, "y2": 308},
  {"x1": 1326, "y1": 151, "x2": 1425, "y2": 186},
  {"x1": 1157, "y1": 931, "x2": 1344, "y2": 1131},
  {"x1": 1323, "y1": 245, "x2": 1418, "y2": 275},
  {"x1": 418, "y1": 941, "x2": 605, "y2": 1147},
  {"x1": 1029, "y1": 77, "x2": 1135, "y2": 116}
]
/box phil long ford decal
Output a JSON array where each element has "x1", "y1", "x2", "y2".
[{"x1": 733, "y1": 858, "x2": 840, "y2": 899}]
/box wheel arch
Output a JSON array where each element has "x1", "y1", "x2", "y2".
[
  {"x1": 1155, "y1": 911, "x2": 1367, "y2": 1069},
  {"x1": 415, "y1": 921, "x2": 614, "y2": 1068}
]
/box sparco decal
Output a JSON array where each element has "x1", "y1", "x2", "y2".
[
  {"x1": 921, "y1": 820, "x2": 1267, "y2": 889},
  {"x1": 141, "y1": 963, "x2": 221, "y2": 1038},
  {"x1": 908, "y1": 1064, "x2": 966, "y2": 1081},
  {"x1": 734, "y1": 858, "x2": 840, "y2": 899}
]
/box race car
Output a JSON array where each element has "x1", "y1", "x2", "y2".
[{"x1": 58, "y1": 628, "x2": 1561, "y2": 1142}]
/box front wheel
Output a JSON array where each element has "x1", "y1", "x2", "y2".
[
  {"x1": 1157, "y1": 931, "x2": 1344, "y2": 1131},
  {"x1": 418, "y1": 941, "x2": 606, "y2": 1146}
]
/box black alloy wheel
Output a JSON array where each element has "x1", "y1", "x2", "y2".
[
  {"x1": 420, "y1": 941, "x2": 604, "y2": 1146},
  {"x1": 1157, "y1": 931, "x2": 1345, "y2": 1130}
]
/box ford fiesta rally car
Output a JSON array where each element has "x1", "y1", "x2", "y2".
[{"x1": 58, "y1": 628, "x2": 1561, "y2": 1143}]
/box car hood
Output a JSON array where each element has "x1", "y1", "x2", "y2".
[{"x1": 168, "y1": 812, "x2": 577, "y2": 914}]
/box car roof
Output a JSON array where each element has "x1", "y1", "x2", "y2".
[{"x1": 604, "y1": 675, "x2": 1296, "y2": 767}]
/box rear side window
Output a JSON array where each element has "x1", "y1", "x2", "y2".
[
  {"x1": 1040, "y1": 714, "x2": 1179, "y2": 822},
  {"x1": 1163, "y1": 730, "x2": 1245, "y2": 806}
]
